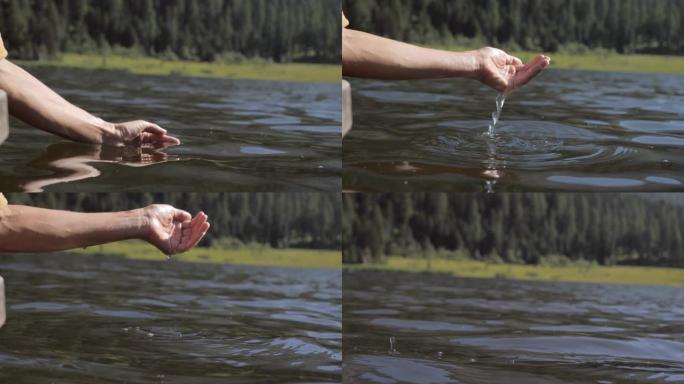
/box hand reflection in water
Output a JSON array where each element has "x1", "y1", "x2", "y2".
[
  {"x1": 483, "y1": 138, "x2": 502, "y2": 193},
  {"x1": 18, "y1": 142, "x2": 178, "y2": 192},
  {"x1": 372, "y1": 160, "x2": 515, "y2": 193}
]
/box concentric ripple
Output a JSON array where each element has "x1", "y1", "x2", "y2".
[{"x1": 344, "y1": 70, "x2": 684, "y2": 191}]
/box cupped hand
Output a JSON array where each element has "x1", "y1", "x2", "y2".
[
  {"x1": 477, "y1": 47, "x2": 550, "y2": 94},
  {"x1": 109, "y1": 121, "x2": 181, "y2": 148},
  {"x1": 143, "y1": 205, "x2": 210, "y2": 256}
]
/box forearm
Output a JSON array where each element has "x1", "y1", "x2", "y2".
[
  {"x1": 0, "y1": 59, "x2": 117, "y2": 144},
  {"x1": 342, "y1": 29, "x2": 481, "y2": 80},
  {"x1": 0, "y1": 205, "x2": 149, "y2": 252}
]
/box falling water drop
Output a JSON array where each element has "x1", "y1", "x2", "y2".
[
  {"x1": 389, "y1": 336, "x2": 399, "y2": 355},
  {"x1": 487, "y1": 93, "x2": 507, "y2": 137}
]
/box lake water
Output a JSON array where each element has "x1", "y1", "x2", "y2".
[
  {"x1": 343, "y1": 269, "x2": 684, "y2": 384},
  {"x1": 343, "y1": 69, "x2": 684, "y2": 192},
  {"x1": 0, "y1": 254, "x2": 341, "y2": 383},
  {"x1": 0, "y1": 67, "x2": 341, "y2": 192}
]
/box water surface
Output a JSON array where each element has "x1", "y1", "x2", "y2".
[
  {"x1": 0, "y1": 253, "x2": 341, "y2": 383},
  {"x1": 0, "y1": 67, "x2": 341, "y2": 192},
  {"x1": 344, "y1": 269, "x2": 684, "y2": 383},
  {"x1": 343, "y1": 69, "x2": 684, "y2": 191}
]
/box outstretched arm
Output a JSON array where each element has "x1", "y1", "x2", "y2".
[
  {"x1": 343, "y1": 28, "x2": 481, "y2": 80},
  {"x1": 0, "y1": 204, "x2": 209, "y2": 255},
  {"x1": 342, "y1": 28, "x2": 550, "y2": 93},
  {"x1": 0, "y1": 59, "x2": 180, "y2": 147}
]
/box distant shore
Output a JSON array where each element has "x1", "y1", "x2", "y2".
[
  {"x1": 435, "y1": 45, "x2": 684, "y2": 75},
  {"x1": 73, "y1": 240, "x2": 340, "y2": 269},
  {"x1": 18, "y1": 53, "x2": 341, "y2": 83},
  {"x1": 346, "y1": 257, "x2": 684, "y2": 287}
]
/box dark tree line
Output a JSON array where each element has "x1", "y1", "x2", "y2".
[
  {"x1": 0, "y1": 0, "x2": 340, "y2": 62},
  {"x1": 7, "y1": 193, "x2": 341, "y2": 249},
  {"x1": 343, "y1": 0, "x2": 684, "y2": 54},
  {"x1": 343, "y1": 194, "x2": 684, "y2": 267}
]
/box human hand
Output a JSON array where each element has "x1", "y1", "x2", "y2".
[
  {"x1": 143, "y1": 205, "x2": 210, "y2": 256},
  {"x1": 107, "y1": 121, "x2": 181, "y2": 148},
  {"x1": 476, "y1": 47, "x2": 550, "y2": 94}
]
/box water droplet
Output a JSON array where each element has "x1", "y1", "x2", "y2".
[
  {"x1": 389, "y1": 336, "x2": 399, "y2": 355},
  {"x1": 487, "y1": 93, "x2": 507, "y2": 137}
]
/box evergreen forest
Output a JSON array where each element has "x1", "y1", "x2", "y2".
[
  {"x1": 0, "y1": 0, "x2": 340, "y2": 62},
  {"x1": 343, "y1": 0, "x2": 684, "y2": 54},
  {"x1": 8, "y1": 193, "x2": 341, "y2": 249},
  {"x1": 343, "y1": 193, "x2": 684, "y2": 267}
]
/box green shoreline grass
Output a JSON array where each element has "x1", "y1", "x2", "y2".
[
  {"x1": 346, "y1": 257, "x2": 684, "y2": 287},
  {"x1": 434, "y1": 45, "x2": 684, "y2": 75},
  {"x1": 72, "y1": 240, "x2": 340, "y2": 269},
  {"x1": 19, "y1": 53, "x2": 341, "y2": 83},
  {"x1": 19, "y1": 51, "x2": 682, "y2": 80}
]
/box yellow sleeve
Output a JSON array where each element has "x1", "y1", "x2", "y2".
[
  {"x1": 342, "y1": 12, "x2": 349, "y2": 28},
  {"x1": 0, "y1": 34, "x2": 6, "y2": 60},
  {"x1": 0, "y1": 194, "x2": 7, "y2": 209}
]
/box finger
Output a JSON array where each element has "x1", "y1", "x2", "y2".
[
  {"x1": 182, "y1": 218, "x2": 204, "y2": 238},
  {"x1": 141, "y1": 133, "x2": 181, "y2": 148},
  {"x1": 179, "y1": 222, "x2": 210, "y2": 253},
  {"x1": 531, "y1": 54, "x2": 551, "y2": 68},
  {"x1": 507, "y1": 55, "x2": 523, "y2": 67},
  {"x1": 509, "y1": 55, "x2": 550, "y2": 91},
  {"x1": 182, "y1": 212, "x2": 208, "y2": 232},
  {"x1": 523, "y1": 55, "x2": 551, "y2": 72},
  {"x1": 519, "y1": 58, "x2": 547, "y2": 84},
  {"x1": 143, "y1": 123, "x2": 168, "y2": 136},
  {"x1": 162, "y1": 135, "x2": 182, "y2": 146},
  {"x1": 173, "y1": 209, "x2": 193, "y2": 223},
  {"x1": 189, "y1": 211, "x2": 207, "y2": 225},
  {"x1": 190, "y1": 212, "x2": 210, "y2": 233},
  {"x1": 191, "y1": 212, "x2": 209, "y2": 233}
]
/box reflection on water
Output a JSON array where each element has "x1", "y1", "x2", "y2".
[
  {"x1": 0, "y1": 67, "x2": 341, "y2": 192},
  {"x1": 3, "y1": 142, "x2": 176, "y2": 192},
  {"x1": 0, "y1": 254, "x2": 341, "y2": 383},
  {"x1": 344, "y1": 69, "x2": 684, "y2": 191},
  {"x1": 344, "y1": 270, "x2": 684, "y2": 384}
]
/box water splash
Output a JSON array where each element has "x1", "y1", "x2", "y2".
[
  {"x1": 487, "y1": 93, "x2": 507, "y2": 137},
  {"x1": 483, "y1": 93, "x2": 506, "y2": 189},
  {"x1": 389, "y1": 336, "x2": 400, "y2": 355}
]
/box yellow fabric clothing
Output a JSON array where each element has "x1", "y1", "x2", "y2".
[
  {"x1": 343, "y1": 12, "x2": 349, "y2": 28},
  {"x1": 0, "y1": 34, "x2": 6, "y2": 60},
  {"x1": 0, "y1": 193, "x2": 7, "y2": 209}
]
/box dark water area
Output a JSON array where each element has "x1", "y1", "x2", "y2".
[
  {"x1": 0, "y1": 254, "x2": 341, "y2": 383},
  {"x1": 343, "y1": 270, "x2": 684, "y2": 384},
  {"x1": 0, "y1": 67, "x2": 341, "y2": 192},
  {"x1": 343, "y1": 69, "x2": 684, "y2": 192}
]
